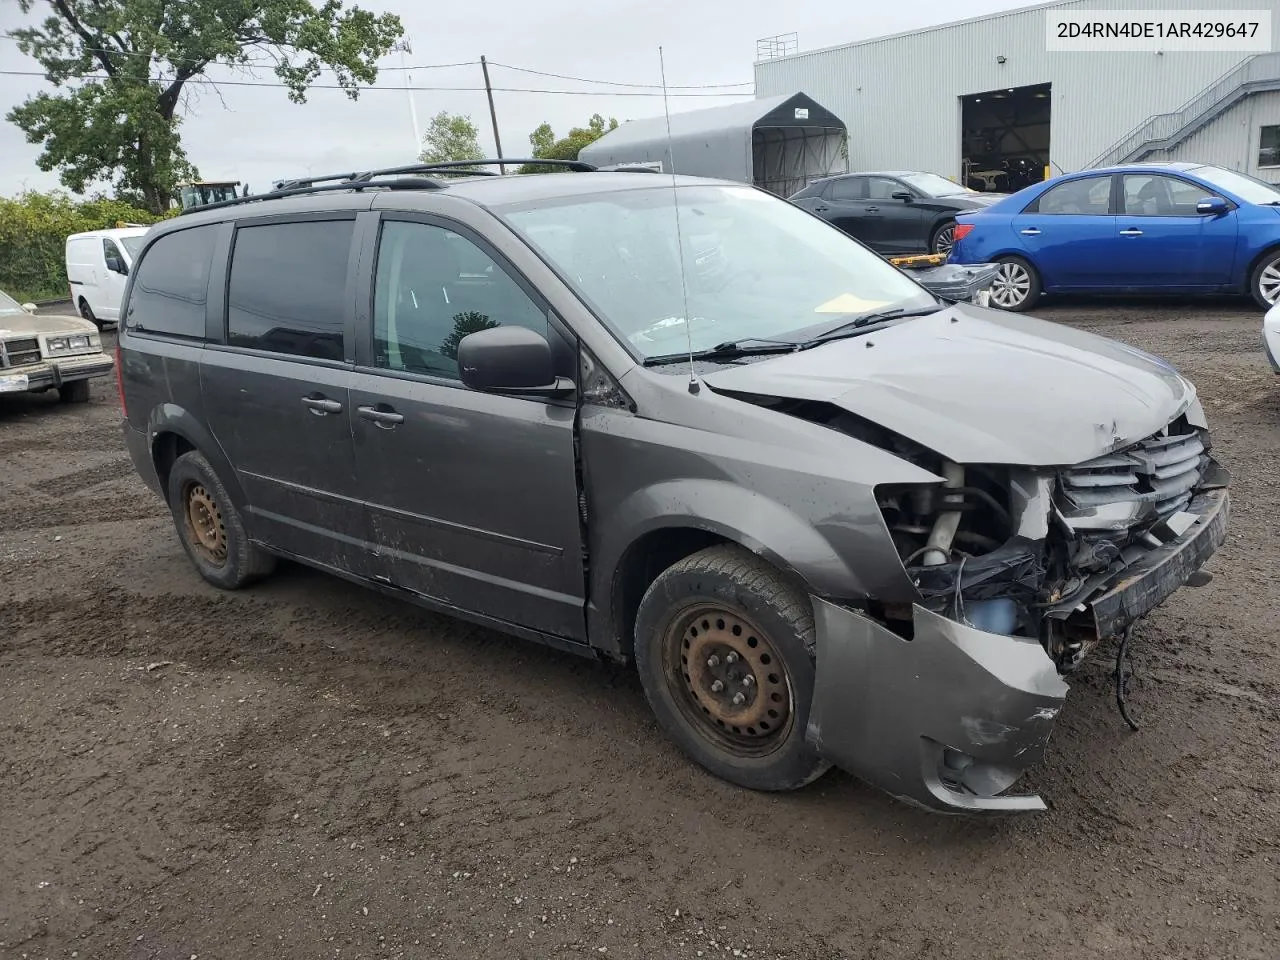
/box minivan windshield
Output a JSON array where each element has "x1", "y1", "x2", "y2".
[
  {"x1": 1190, "y1": 165, "x2": 1280, "y2": 205},
  {"x1": 497, "y1": 184, "x2": 937, "y2": 359},
  {"x1": 120, "y1": 235, "x2": 145, "y2": 258}
]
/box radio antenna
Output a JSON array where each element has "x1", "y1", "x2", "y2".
[{"x1": 658, "y1": 45, "x2": 699, "y2": 395}]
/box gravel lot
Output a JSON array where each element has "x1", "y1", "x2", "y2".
[{"x1": 2, "y1": 298, "x2": 1277, "y2": 960}]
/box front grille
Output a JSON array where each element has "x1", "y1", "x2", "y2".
[
  {"x1": 0, "y1": 337, "x2": 41, "y2": 369},
  {"x1": 1061, "y1": 429, "x2": 1207, "y2": 520}
]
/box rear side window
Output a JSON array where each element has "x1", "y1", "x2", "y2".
[
  {"x1": 1029, "y1": 176, "x2": 1113, "y2": 215},
  {"x1": 227, "y1": 220, "x2": 353, "y2": 362},
  {"x1": 829, "y1": 177, "x2": 862, "y2": 201},
  {"x1": 125, "y1": 225, "x2": 218, "y2": 338}
]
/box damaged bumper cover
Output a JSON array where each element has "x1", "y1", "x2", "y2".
[{"x1": 806, "y1": 487, "x2": 1229, "y2": 813}]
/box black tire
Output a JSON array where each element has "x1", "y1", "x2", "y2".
[
  {"x1": 989, "y1": 255, "x2": 1042, "y2": 312},
  {"x1": 166, "y1": 450, "x2": 275, "y2": 589},
  {"x1": 1249, "y1": 248, "x2": 1280, "y2": 309},
  {"x1": 57, "y1": 380, "x2": 91, "y2": 403},
  {"x1": 633, "y1": 544, "x2": 831, "y2": 792},
  {"x1": 930, "y1": 219, "x2": 957, "y2": 256},
  {"x1": 78, "y1": 298, "x2": 103, "y2": 330}
]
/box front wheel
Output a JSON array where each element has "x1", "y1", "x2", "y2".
[
  {"x1": 1250, "y1": 249, "x2": 1280, "y2": 309},
  {"x1": 57, "y1": 380, "x2": 90, "y2": 403},
  {"x1": 633, "y1": 545, "x2": 831, "y2": 792},
  {"x1": 930, "y1": 220, "x2": 956, "y2": 256},
  {"x1": 988, "y1": 256, "x2": 1042, "y2": 312},
  {"x1": 78, "y1": 298, "x2": 103, "y2": 330}
]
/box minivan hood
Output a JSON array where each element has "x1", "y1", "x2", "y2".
[{"x1": 700, "y1": 304, "x2": 1194, "y2": 466}]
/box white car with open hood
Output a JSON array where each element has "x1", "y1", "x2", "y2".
[{"x1": 0, "y1": 289, "x2": 113, "y2": 403}]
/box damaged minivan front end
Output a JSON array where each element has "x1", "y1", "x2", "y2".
[
  {"x1": 702, "y1": 308, "x2": 1230, "y2": 812},
  {"x1": 809, "y1": 420, "x2": 1228, "y2": 812}
]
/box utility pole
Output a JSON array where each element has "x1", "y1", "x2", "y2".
[
  {"x1": 480, "y1": 55, "x2": 506, "y2": 174},
  {"x1": 392, "y1": 39, "x2": 422, "y2": 156}
]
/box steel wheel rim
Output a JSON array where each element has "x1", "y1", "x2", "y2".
[
  {"x1": 933, "y1": 225, "x2": 955, "y2": 255},
  {"x1": 661, "y1": 603, "x2": 794, "y2": 758},
  {"x1": 991, "y1": 262, "x2": 1031, "y2": 308},
  {"x1": 1259, "y1": 259, "x2": 1280, "y2": 305},
  {"x1": 184, "y1": 482, "x2": 228, "y2": 566}
]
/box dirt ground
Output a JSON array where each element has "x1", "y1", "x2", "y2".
[{"x1": 1, "y1": 298, "x2": 1278, "y2": 960}]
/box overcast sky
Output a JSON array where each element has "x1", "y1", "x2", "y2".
[{"x1": 0, "y1": 0, "x2": 1027, "y2": 197}]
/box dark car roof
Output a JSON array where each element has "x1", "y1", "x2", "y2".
[{"x1": 153, "y1": 171, "x2": 735, "y2": 237}]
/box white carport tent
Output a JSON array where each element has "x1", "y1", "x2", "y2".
[{"x1": 578, "y1": 93, "x2": 848, "y2": 197}]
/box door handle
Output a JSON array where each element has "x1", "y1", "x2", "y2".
[
  {"x1": 1020, "y1": 227, "x2": 1042, "y2": 236},
  {"x1": 1120, "y1": 228, "x2": 1144, "y2": 237},
  {"x1": 357, "y1": 404, "x2": 405, "y2": 427},
  {"x1": 865, "y1": 205, "x2": 880, "y2": 213},
  {"x1": 814, "y1": 206, "x2": 829, "y2": 213},
  {"x1": 301, "y1": 395, "x2": 342, "y2": 415}
]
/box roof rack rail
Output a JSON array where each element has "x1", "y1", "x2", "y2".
[{"x1": 179, "y1": 157, "x2": 604, "y2": 216}]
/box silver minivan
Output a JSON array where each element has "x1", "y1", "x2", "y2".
[{"x1": 117, "y1": 161, "x2": 1229, "y2": 814}]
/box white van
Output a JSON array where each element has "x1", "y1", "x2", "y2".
[{"x1": 65, "y1": 226, "x2": 151, "y2": 328}]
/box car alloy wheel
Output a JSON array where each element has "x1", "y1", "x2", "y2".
[
  {"x1": 932, "y1": 224, "x2": 956, "y2": 256},
  {"x1": 1258, "y1": 257, "x2": 1280, "y2": 305},
  {"x1": 990, "y1": 261, "x2": 1032, "y2": 309}
]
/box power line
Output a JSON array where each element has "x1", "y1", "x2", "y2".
[
  {"x1": 0, "y1": 68, "x2": 753, "y2": 97},
  {"x1": 486, "y1": 60, "x2": 753, "y2": 90},
  {"x1": 0, "y1": 35, "x2": 753, "y2": 89}
]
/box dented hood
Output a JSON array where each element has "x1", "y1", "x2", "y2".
[{"x1": 701, "y1": 303, "x2": 1194, "y2": 466}]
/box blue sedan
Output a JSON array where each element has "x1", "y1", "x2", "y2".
[{"x1": 949, "y1": 162, "x2": 1280, "y2": 311}]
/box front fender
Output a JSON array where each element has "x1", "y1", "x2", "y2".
[{"x1": 603, "y1": 478, "x2": 865, "y2": 598}]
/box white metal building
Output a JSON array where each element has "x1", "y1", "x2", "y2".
[{"x1": 753, "y1": 0, "x2": 1280, "y2": 189}]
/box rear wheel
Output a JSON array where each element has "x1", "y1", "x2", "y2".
[
  {"x1": 633, "y1": 545, "x2": 830, "y2": 792},
  {"x1": 77, "y1": 298, "x2": 102, "y2": 330},
  {"x1": 989, "y1": 256, "x2": 1041, "y2": 311},
  {"x1": 930, "y1": 220, "x2": 957, "y2": 256},
  {"x1": 167, "y1": 450, "x2": 275, "y2": 589},
  {"x1": 57, "y1": 380, "x2": 90, "y2": 404},
  {"x1": 1250, "y1": 249, "x2": 1280, "y2": 308}
]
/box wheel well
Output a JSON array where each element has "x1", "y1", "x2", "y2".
[
  {"x1": 1246, "y1": 243, "x2": 1280, "y2": 285},
  {"x1": 152, "y1": 432, "x2": 196, "y2": 495},
  {"x1": 612, "y1": 528, "x2": 728, "y2": 662}
]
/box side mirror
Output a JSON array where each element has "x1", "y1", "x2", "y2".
[
  {"x1": 457, "y1": 325, "x2": 575, "y2": 398},
  {"x1": 1196, "y1": 197, "x2": 1228, "y2": 216},
  {"x1": 106, "y1": 255, "x2": 128, "y2": 275},
  {"x1": 891, "y1": 191, "x2": 914, "y2": 202},
  {"x1": 21, "y1": 302, "x2": 37, "y2": 313}
]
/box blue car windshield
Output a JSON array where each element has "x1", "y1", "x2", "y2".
[
  {"x1": 496, "y1": 184, "x2": 936, "y2": 359},
  {"x1": 1190, "y1": 165, "x2": 1280, "y2": 205}
]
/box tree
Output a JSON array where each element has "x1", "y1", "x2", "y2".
[
  {"x1": 6, "y1": 0, "x2": 404, "y2": 214},
  {"x1": 519, "y1": 114, "x2": 619, "y2": 173},
  {"x1": 441, "y1": 311, "x2": 499, "y2": 360},
  {"x1": 419, "y1": 111, "x2": 483, "y2": 168}
]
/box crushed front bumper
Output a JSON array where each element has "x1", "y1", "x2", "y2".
[{"x1": 807, "y1": 487, "x2": 1229, "y2": 814}]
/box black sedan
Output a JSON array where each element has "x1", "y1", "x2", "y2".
[{"x1": 789, "y1": 171, "x2": 1006, "y2": 256}]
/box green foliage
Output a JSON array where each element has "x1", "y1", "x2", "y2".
[
  {"x1": 519, "y1": 114, "x2": 619, "y2": 174},
  {"x1": 6, "y1": 0, "x2": 403, "y2": 213},
  {"x1": 440, "y1": 311, "x2": 500, "y2": 360},
  {"x1": 419, "y1": 112, "x2": 484, "y2": 168},
  {"x1": 0, "y1": 190, "x2": 170, "y2": 302}
]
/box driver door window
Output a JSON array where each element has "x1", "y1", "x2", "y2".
[
  {"x1": 866, "y1": 177, "x2": 903, "y2": 200},
  {"x1": 373, "y1": 220, "x2": 549, "y2": 380},
  {"x1": 103, "y1": 239, "x2": 124, "y2": 269}
]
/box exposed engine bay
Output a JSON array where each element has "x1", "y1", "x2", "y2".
[{"x1": 731, "y1": 396, "x2": 1228, "y2": 676}]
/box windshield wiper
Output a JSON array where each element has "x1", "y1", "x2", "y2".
[
  {"x1": 643, "y1": 338, "x2": 800, "y2": 367},
  {"x1": 800, "y1": 306, "x2": 942, "y2": 347}
]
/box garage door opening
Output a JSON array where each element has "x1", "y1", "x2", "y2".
[{"x1": 961, "y1": 83, "x2": 1051, "y2": 194}]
